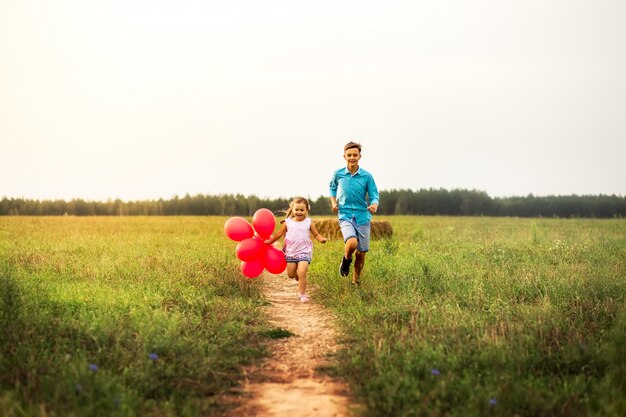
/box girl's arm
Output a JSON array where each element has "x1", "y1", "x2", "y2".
[
  {"x1": 310, "y1": 222, "x2": 327, "y2": 244},
  {"x1": 265, "y1": 224, "x2": 287, "y2": 245}
]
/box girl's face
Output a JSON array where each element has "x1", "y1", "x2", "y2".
[{"x1": 291, "y1": 202, "x2": 308, "y2": 221}]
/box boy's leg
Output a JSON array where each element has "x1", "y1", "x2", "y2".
[
  {"x1": 340, "y1": 237, "x2": 357, "y2": 276},
  {"x1": 352, "y1": 222, "x2": 371, "y2": 286},
  {"x1": 339, "y1": 219, "x2": 358, "y2": 277},
  {"x1": 353, "y1": 251, "x2": 366, "y2": 286},
  {"x1": 344, "y1": 237, "x2": 358, "y2": 259},
  {"x1": 297, "y1": 261, "x2": 309, "y2": 296}
]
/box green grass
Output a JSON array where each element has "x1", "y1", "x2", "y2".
[
  {"x1": 312, "y1": 216, "x2": 626, "y2": 417},
  {"x1": 0, "y1": 217, "x2": 271, "y2": 417},
  {"x1": 1, "y1": 216, "x2": 624, "y2": 416}
]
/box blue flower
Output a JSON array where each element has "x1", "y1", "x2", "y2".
[
  {"x1": 88, "y1": 364, "x2": 99, "y2": 372},
  {"x1": 148, "y1": 353, "x2": 159, "y2": 361},
  {"x1": 488, "y1": 398, "x2": 497, "y2": 406},
  {"x1": 430, "y1": 368, "x2": 440, "y2": 376}
]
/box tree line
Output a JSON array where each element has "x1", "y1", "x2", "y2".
[{"x1": 1, "y1": 189, "x2": 624, "y2": 218}]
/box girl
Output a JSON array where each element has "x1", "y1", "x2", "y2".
[{"x1": 265, "y1": 197, "x2": 327, "y2": 302}]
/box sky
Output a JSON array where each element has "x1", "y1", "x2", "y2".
[{"x1": 1, "y1": 0, "x2": 625, "y2": 202}]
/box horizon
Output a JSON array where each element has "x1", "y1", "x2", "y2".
[{"x1": 2, "y1": 188, "x2": 625, "y2": 204}]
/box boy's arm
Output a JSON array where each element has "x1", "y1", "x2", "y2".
[
  {"x1": 329, "y1": 171, "x2": 339, "y2": 214},
  {"x1": 330, "y1": 196, "x2": 338, "y2": 214},
  {"x1": 367, "y1": 174, "x2": 380, "y2": 214},
  {"x1": 265, "y1": 224, "x2": 287, "y2": 244},
  {"x1": 310, "y1": 222, "x2": 327, "y2": 244}
]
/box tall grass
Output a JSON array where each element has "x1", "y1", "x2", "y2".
[
  {"x1": 1, "y1": 216, "x2": 624, "y2": 416},
  {"x1": 312, "y1": 216, "x2": 626, "y2": 417},
  {"x1": 0, "y1": 217, "x2": 268, "y2": 417}
]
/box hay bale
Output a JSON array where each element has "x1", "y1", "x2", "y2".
[
  {"x1": 313, "y1": 219, "x2": 343, "y2": 240},
  {"x1": 312, "y1": 219, "x2": 393, "y2": 240},
  {"x1": 370, "y1": 220, "x2": 394, "y2": 240}
]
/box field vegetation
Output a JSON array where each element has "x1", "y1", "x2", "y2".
[
  {"x1": 1, "y1": 216, "x2": 624, "y2": 416},
  {"x1": 0, "y1": 217, "x2": 267, "y2": 416},
  {"x1": 313, "y1": 216, "x2": 625, "y2": 417}
]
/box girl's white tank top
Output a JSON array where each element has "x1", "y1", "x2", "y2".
[{"x1": 284, "y1": 217, "x2": 313, "y2": 258}]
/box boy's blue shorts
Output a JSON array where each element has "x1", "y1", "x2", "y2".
[{"x1": 339, "y1": 218, "x2": 371, "y2": 252}]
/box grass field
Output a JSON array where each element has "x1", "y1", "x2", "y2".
[{"x1": 1, "y1": 216, "x2": 625, "y2": 416}]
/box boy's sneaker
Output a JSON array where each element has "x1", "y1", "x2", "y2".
[{"x1": 339, "y1": 256, "x2": 352, "y2": 277}]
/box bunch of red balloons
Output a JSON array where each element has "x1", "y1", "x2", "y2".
[{"x1": 224, "y1": 208, "x2": 287, "y2": 278}]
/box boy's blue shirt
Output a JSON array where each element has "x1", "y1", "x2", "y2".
[{"x1": 329, "y1": 166, "x2": 379, "y2": 225}]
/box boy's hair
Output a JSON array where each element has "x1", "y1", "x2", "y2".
[
  {"x1": 344, "y1": 141, "x2": 361, "y2": 153},
  {"x1": 281, "y1": 196, "x2": 310, "y2": 223}
]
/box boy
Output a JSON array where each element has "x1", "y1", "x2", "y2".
[{"x1": 329, "y1": 141, "x2": 379, "y2": 286}]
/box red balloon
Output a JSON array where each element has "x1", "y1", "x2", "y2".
[
  {"x1": 252, "y1": 208, "x2": 275, "y2": 240},
  {"x1": 263, "y1": 245, "x2": 287, "y2": 274},
  {"x1": 241, "y1": 258, "x2": 264, "y2": 278},
  {"x1": 236, "y1": 237, "x2": 266, "y2": 262},
  {"x1": 224, "y1": 217, "x2": 254, "y2": 241}
]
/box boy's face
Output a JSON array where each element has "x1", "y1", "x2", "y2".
[{"x1": 343, "y1": 147, "x2": 361, "y2": 169}]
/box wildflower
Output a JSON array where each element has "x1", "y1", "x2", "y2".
[
  {"x1": 148, "y1": 353, "x2": 159, "y2": 361},
  {"x1": 88, "y1": 364, "x2": 99, "y2": 372},
  {"x1": 430, "y1": 368, "x2": 440, "y2": 376},
  {"x1": 488, "y1": 398, "x2": 497, "y2": 406}
]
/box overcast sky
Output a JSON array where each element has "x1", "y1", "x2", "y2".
[{"x1": 1, "y1": 0, "x2": 625, "y2": 202}]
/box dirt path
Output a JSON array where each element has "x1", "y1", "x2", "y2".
[{"x1": 227, "y1": 274, "x2": 355, "y2": 417}]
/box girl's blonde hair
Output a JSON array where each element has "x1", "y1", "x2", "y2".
[{"x1": 281, "y1": 196, "x2": 310, "y2": 223}]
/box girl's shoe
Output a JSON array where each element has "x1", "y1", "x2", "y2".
[{"x1": 299, "y1": 294, "x2": 309, "y2": 303}]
